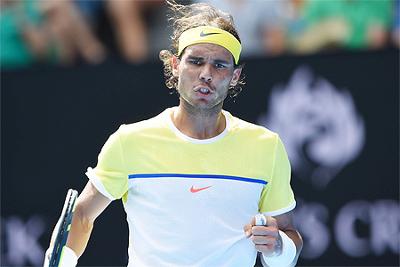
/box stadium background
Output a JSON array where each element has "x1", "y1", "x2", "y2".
[
  {"x1": 2, "y1": 47, "x2": 398, "y2": 267},
  {"x1": 1, "y1": 0, "x2": 399, "y2": 266}
]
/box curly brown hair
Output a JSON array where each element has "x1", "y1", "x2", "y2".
[{"x1": 159, "y1": 0, "x2": 245, "y2": 99}]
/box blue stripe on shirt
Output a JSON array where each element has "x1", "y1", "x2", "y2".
[{"x1": 128, "y1": 173, "x2": 267, "y2": 185}]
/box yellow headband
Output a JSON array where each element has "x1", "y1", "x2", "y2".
[{"x1": 178, "y1": 26, "x2": 241, "y2": 64}]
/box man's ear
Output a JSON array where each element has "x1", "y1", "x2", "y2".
[
  {"x1": 171, "y1": 56, "x2": 180, "y2": 77},
  {"x1": 230, "y1": 67, "x2": 242, "y2": 87}
]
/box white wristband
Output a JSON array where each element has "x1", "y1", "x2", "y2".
[
  {"x1": 43, "y1": 248, "x2": 51, "y2": 267},
  {"x1": 262, "y1": 230, "x2": 296, "y2": 267},
  {"x1": 59, "y1": 246, "x2": 78, "y2": 267}
]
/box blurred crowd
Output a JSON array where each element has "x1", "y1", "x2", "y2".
[{"x1": 1, "y1": 0, "x2": 398, "y2": 69}]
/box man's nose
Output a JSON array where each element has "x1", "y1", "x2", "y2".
[{"x1": 199, "y1": 64, "x2": 213, "y2": 83}]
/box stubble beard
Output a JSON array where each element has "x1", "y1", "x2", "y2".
[{"x1": 178, "y1": 89, "x2": 228, "y2": 117}]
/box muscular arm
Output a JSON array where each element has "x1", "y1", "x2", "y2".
[
  {"x1": 273, "y1": 212, "x2": 303, "y2": 264},
  {"x1": 65, "y1": 181, "x2": 112, "y2": 257}
]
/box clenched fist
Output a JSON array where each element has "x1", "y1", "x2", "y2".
[{"x1": 244, "y1": 214, "x2": 283, "y2": 257}]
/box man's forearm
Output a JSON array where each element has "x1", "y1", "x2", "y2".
[
  {"x1": 64, "y1": 181, "x2": 112, "y2": 258},
  {"x1": 65, "y1": 203, "x2": 94, "y2": 258}
]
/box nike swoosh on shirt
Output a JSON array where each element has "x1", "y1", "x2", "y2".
[
  {"x1": 199, "y1": 31, "x2": 221, "y2": 37},
  {"x1": 190, "y1": 185, "x2": 212, "y2": 193}
]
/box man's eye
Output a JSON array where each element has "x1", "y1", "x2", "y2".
[
  {"x1": 215, "y1": 63, "x2": 226, "y2": 69},
  {"x1": 189, "y1": 59, "x2": 201, "y2": 65}
]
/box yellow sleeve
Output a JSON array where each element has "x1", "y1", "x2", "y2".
[
  {"x1": 259, "y1": 136, "x2": 296, "y2": 215},
  {"x1": 86, "y1": 127, "x2": 128, "y2": 200}
]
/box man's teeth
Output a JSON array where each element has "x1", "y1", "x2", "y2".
[{"x1": 200, "y1": 88, "x2": 210, "y2": 93}]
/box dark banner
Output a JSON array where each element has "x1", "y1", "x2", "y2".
[{"x1": 2, "y1": 49, "x2": 399, "y2": 266}]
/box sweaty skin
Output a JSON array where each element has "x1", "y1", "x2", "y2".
[{"x1": 171, "y1": 43, "x2": 241, "y2": 140}]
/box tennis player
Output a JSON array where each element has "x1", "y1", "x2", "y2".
[{"x1": 45, "y1": 1, "x2": 302, "y2": 266}]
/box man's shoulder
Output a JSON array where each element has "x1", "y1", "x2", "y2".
[
  {"x1": 117, "y1": 109, "x2": 170, "y2": 136},
  {"x1": 227, "y1": 111, "x2": 278, "y2": 139}
]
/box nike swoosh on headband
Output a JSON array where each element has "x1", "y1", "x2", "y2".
[{"x1": 199, "y1": 31, "x2": 221, "y2": 37}]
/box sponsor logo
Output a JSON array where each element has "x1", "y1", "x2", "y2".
[
  {"x1": 190, "y1": 185, "x2": 212, "y2": 193},
  {"x1": 258, "y1": 66, "x2": 365, "y2": 189},
  {"x1": 294, "y1": 199, "x2": 400, "y2": 259},
  {"x1": 1, "y1": 216, "x2": 46, "y2": 266},
  {"x1": 200, "y1": 31, "x2": 221, "y2": 37}
]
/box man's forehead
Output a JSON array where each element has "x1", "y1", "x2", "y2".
[{"x1": 183, "y1": 43, "x2": 234, "y2": 62}]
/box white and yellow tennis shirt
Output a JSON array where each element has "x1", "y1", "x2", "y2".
[{"x1": 86, "y1": 107, "x2": 295, "y2": 267}]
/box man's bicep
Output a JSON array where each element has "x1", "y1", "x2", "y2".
[{"x1": 76, "y1": 181, "x2": 112, "y2": 223}]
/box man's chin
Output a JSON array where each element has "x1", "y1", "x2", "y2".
[{"x1": 180, "y1": 96, "x2": 223, "y2": 110}]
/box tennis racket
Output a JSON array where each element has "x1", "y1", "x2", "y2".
[{"x1": 47, "y1": 189, "x2": 79, "y2": 267}]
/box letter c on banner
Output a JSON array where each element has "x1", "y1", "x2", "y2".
[{"x1": 335, "y1": 201, "x2": 370, "y2": 257}]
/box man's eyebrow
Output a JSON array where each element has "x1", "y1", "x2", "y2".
[
  {"x1": 187, "y1": 55, "x2": 232, "y2": 65},
  {"x1": 187, "y1": 56, "x2": 204, "y2": 60},
  {"x1": 213, "y1": 59, "x2": 231, "y2": 65}
]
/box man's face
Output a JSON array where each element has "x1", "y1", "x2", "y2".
[{"x1": 172, "y1": 43, "x2": 242, "y2": 111}]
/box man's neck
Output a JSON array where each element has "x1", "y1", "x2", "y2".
[{"x1": 171, "y1": 103, "x2": 226, "y2": 140}]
